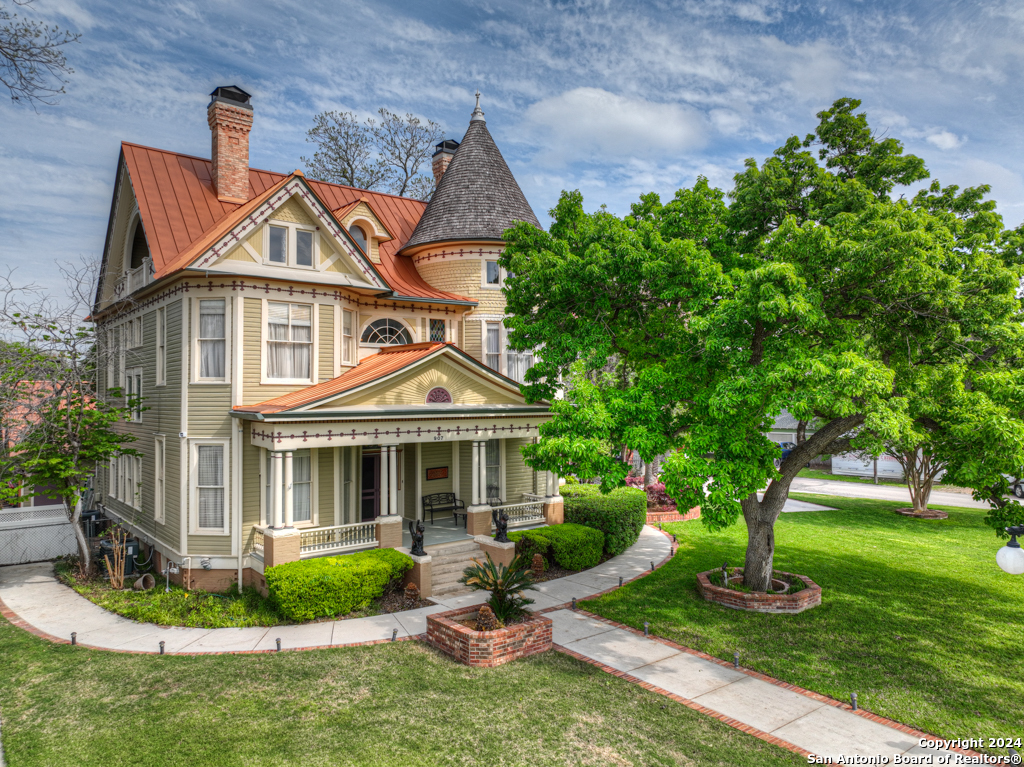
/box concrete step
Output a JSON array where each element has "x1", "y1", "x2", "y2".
[
  {"x1": 426, "y1": 540, "x2": 479, "y2": 557},
  {"x1": 432, "y1": 559, "x2": 479, "y2": 577},
  {"x1": 431, "y1": 550, "x2": 484, "y2": 567},
  {"x1": 432, "y1": 581, "x2": 474, "y2": 597}
]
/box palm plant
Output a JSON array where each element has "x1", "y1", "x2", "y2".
[{"x1": 459, "y1": 554, "x2": 536, "y2": 624}]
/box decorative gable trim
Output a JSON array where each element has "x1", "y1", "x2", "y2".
[{"x1": 188, "y1": 178, "x2": 388, "y2": 291}]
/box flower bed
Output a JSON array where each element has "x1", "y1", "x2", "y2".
[
  {"x1": 426, "y1": 604, "x2": 552, "y2": 667},
  {"x1": 696, "y1": 567, "x2": 821, "y2": 614}
]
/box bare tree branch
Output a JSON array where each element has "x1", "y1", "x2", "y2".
[{"x1": 0, "y1": 0, "x2": 79, "y2": 106}]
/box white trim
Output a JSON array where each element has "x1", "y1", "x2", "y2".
[
  {"x1": 333, "y1": 304, "x2": 342, "y2": 378},
  {"x1": 415, "y1": 442, "x2": 423, "y2": 522},
  {"x1": 125, "y1": 366, "x2": 143, "y2": 422},
  {"x1": 154, "y1": 435, "x2": 166, "y2": 524},
  {"x1": 189, "y1": 440, "x2": 230, "y2": 536},
  {"x1": 480, "y1": 259, "x2": 504, "y2": 290},
  {"x1": 180, "y1": 298, "x2": 189, "y2": 554},
  {"x1": 241, "y1": 241, "x2": 262, "y2": 263},
  {"x1": 334, "y1": 446, "x2": 341, "y2": 526},
  {"x1": 191, "y1": 296, "x2": 230, "y2": 384}
]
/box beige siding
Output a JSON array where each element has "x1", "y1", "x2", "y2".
[
  {"x1": 459, "y1": 441, "x2": 473, "y2": 503},
  {"x1": 464, "y1": 318, "x2": 482, "y2": 363},
  {"x1": 420, "y1": 442, "x2": 454, "y2": 505},
  {"x1": 318, "y1": 305, "x2": 334, "y2": 382},
  {"x1": 242, "y1": 297, "x2": 302, "y2": 404},
  {"x1": 416, "y1": 257, "x2": 507, "y2": 314},
  {"x1": 242, "y1": 434, "x2": 262, "y2": 529},
  {"x1": 269, "y1": 196, "x2": 314, "y2": 225},
  {"x1": 223, "y1": 228, "x2": 262, "y2": 263},
  {"x1": 318, "y1": 447, "x2": 334, "y2": 526},
  {"x1": 504, "y1": 438, "x2": 535, "y2": 499},
  {"x1": 187, "y1": 533, "x2": 232, "y2": 555}
]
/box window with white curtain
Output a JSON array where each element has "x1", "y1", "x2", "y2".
[
  {"x1": 269, "y1": 226, "x2": 287, "y2": 263},
  {"x1": 485, "y1": 439, "x2": 501, "y2": 501},
  {"x1": 293, "y1": 450, "x2": 312, "y2": 523},
  {"x1": 198, "y1": 299, "x2": 226, "y2": 379},
  {"x1": 133, "y1": 456, "x2": 143, "y2": 510},
  {"x1": 342, "y1": 309, "x2": 353, "y2": 364},
  {"x1": 106, "y1": 325, "x2": 118, "y2": 394},
  {"x1": 156, "y1": 307, "x2": 166, "y2": 386},
  {"x1": 486, "y1": 322, "x2": 500, "y2": 371},
  {"x1": 506, "y1": 349, "x2": 534, "y2": 385},
  {"x1": 196, "y1": 444, "x2": 225, "y2": 531},
  {"x1": 267, "y1": 302, "x2": 312, "y2": 380},
  {"x1": 109, "y1": 456, "x2": 118, "y2": 499}
]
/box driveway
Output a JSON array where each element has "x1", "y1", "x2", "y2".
[{"x1": 788, "y1": 477, "x2": 989, "y2": 509}]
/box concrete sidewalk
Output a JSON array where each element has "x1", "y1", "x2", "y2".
[
  {"x1": 790, "y1": 477, "x2": 989, "y2": 509},
  {"x1": 0, "y1": 527, "x2": 670, "y2": 654},
  {"x1": 550, "y1": 609, "x2": 964, "y2": 763}
]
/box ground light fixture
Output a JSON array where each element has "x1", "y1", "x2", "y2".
[{"x1": 996, "y1": 525, "x2": 1024, "y2": 575}]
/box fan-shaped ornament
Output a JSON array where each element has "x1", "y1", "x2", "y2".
[{"x1": 425, "y1": 387, "x2": 452, "y2": 404}]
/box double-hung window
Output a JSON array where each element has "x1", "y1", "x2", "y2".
[
  {"x1": 483, "y1": 260, "x2": 501, "y2": 288},
  {"x1": 198, "y1": 299, "x2": 226, "y2": 380},
  {"x1": 154, "y1": 436, "x2": 165, "y2": 523},
  {"x1": 156, "y1": 307, "x2": 166, "y2": 386},
  {"x1": 267, "y1": 223, "x2": 316, "y2": 269},
  {"x1": 125, "y1": 366, "x2": 142, "y2": 422},
  {"x1": 293, "y1": 450, "x2": 312, "y2": 523},
  {"x1": 106, "y1": 325, "x2": 119, "y2": 394},
  {"x1": 196, "y1": 444, "x2": 225, "y2": 532},
  {"x1": 485, "y1": 322, "x2": 501, "y2": 371},
  {"x1": 506, "y1": 348, "x2": 534, "y2": 385},
  {"x1": 267, "y1": 302, "x2": 312, "y2": 381},
  {"x1": 485, "y1": 439, "x2": 501, "y2": 501},
  {"x1": 342, "y1": 309, "x2": 354, "y2": 365}
]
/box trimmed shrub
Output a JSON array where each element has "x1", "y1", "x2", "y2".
[
  {"x1": 561, "y1": 484, "x2": 646, "y2": 556},
  {"x1": 265, "y1": 548, "x2": 413, "y2": 621},
  {"x1": 508, "y1": 529, "x2": 551, "y2": 569},
  {"x1": 540, "y1": 523, "x2": 604, "y2": 571}
]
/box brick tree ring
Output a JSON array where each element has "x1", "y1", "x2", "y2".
[{"x1": 696, "y1": 568, "x2": 822, "y2": 614}]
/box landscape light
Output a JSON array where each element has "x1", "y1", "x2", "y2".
[{"x1": 996, "y1": 526, "x2": 1024, "y2": 575}]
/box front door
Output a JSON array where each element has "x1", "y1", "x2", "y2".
[{"x1": 361, "y1": 453, "x2": 380, "y2": 521}]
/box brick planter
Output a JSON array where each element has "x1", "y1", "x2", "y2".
[
  {"x1": 696, "y1": 568, "x2": 821, "y2": 614},
  {"x1": 647, "y1": 505, "x2": 701, "y2": 524},
  {"x1": 426, "y1": 604, "x2": 552, "y2": 667}
]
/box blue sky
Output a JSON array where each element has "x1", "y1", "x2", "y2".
[{"x1": 3, "y1": 0, "x2": 1024, "y2": 295}]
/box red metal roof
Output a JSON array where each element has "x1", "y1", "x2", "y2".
[
  {"x1": 120, "y1": 142, "x2": 472, "y2": 303},
  {"x1": 235, "y1": 342, "x2": 448, "y2": 413}
]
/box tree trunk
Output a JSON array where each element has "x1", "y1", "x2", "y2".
[
  {"x1": 68, "y1": 494, "x2": 89, "y2": 570},
  {"x1": 741, "y1": 492, "x2": 785, "y2": 591},
  {"x1": 644, "y1": 460, "x2": 655, "y2": 487},
  {"x1": 903, "y1": 449, "x2": 937, "y2": 513}
]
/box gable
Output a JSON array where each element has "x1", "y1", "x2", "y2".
[
  {"x1": 96, "y1": 161, "x2": 146, "y2": 310},
  {"x1": 189, "y1": 181, "x2": 388, "y2": 291},
  {"x1": 320, "y1": 355, "x2": 524, "y2": 409}
]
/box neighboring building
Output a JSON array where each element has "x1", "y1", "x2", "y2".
[{"x1": 91, "y1": 86, "x2": 562, "y2": 594}]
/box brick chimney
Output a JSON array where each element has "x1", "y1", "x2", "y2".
[
  {"x1": 431, "y1": 139, "x2": 459, "y2": 185},
  {"x1": 207, "y1": 85, "x2": 253, "y2": 203}
]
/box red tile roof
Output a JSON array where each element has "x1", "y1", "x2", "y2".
[
  {"x1": 234, "y1": 342, "x2": 448, "y2": 414},
  {"x1": 120, "y1": 142, "x2": 472, "y2": 303}
]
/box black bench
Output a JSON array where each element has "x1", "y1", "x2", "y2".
[{"x1": 422, "y1": 492, "x2": 467, "y2": 526}]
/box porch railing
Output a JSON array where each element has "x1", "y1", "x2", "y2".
[
  {"x1": 300, "y1": 521, "x2": 378, "y2": 557},
  {"x1": 251, "y1": 526, "x2": 264, "y2": 554},
  {"x1": 490, "y1": 500, "x2": 545, "y2": 530},
  {"x1": 521, "y1": 493, "x2": 545, "y2": 503}
]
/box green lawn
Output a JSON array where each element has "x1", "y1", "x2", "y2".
[
  {"x1": 583, "y1": 494, "x2": 1024, "y2": 746},
  {"x1": 0, "y1": 616, "x2": 803, "y2": 767}
]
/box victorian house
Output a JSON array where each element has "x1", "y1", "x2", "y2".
[{"x1": 92, "y1": 86, "x2": 563, "y2": 596}]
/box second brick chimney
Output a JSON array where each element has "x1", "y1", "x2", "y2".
[
  {"x1": 431, "y1": 139, "x2": 459, "y2": 185},
  {"x1": 207, "y1": 85, "x2": 253, "y2": 203}
]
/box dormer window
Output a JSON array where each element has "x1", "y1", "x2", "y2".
[
  {"x1": 266, "y1": 222, "x2": 317, "y2": 269},
  {"x1": 349, "y1": 225, "x2": 368, "y2": 254}
]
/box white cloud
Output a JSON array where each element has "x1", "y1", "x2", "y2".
[
  {"x1": 926, "y1": 131, "x2": 965, "y2": 151},
  {"x1": 523, "y1": 88, "x2": 706, "y2": 165}
]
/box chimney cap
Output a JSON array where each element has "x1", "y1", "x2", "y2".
[
  {"x1": 209, "y1": 85, "x2": 252, "y2": 108},
  {"x1": 432, "y1": 139, "x2": 460, "y2": 157}
]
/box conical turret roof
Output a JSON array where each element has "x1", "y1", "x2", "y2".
[{"x1": 402, "y1": 116, "x2": 540, "y2": 251}]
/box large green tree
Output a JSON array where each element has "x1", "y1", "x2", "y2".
[{"x1": 501, "y1": 98, "x2": 1024, "y2": 591}]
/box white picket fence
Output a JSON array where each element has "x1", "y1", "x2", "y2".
[{"x1": 0, "y1": 504, "x2": 77, "y2": 566}]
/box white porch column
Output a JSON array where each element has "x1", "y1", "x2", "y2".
[
  {"x1": 387, "y1": 444, "x2": 398, "y2": 516},
  {"x1": 271, "y1": 451, "x2": 284, "y2": 528},
  {"x1": 471, "y1": 440, "x2": 481, "y2": 505},
  {"x1": 478, "y1": 440, "x2": 488, "y2": 503},
  {"x1": 415, "y1": 442, "x2": 423, "y2": 522},
  {"x1": 380, "y1": 447, "x2": 390, "y2": 518},
  {"x1": 283, "y1": 450, "x2": 294, "y2": 528}
]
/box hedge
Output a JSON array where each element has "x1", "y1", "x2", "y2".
[
  {"x1": 561, "y1": 484, "x2": 646, "y2": 556},
  {"x1": 265, "y1": 548, "x2": 413, "y2": 621},
  {"x1": 508, "y1": 523, "x2": 604, "y2": 571}
]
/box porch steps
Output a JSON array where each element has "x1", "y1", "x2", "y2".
[{"x1": 426, "y1": 539, "x2": 485, "y2": 596}]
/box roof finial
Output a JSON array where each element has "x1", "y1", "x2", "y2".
[{"x1": 471, "y1": 90, "x2": 485, "y2": 122}]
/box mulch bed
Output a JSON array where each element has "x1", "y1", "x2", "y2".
[{"x1": 894, "y1": 507, "x2": 949, "y2": 519}]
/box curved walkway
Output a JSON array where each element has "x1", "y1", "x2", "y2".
[{"x1": 0, "y1": 526, "x2": 670, "y2": 654}]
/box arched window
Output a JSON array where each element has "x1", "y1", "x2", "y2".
[
  {"x1": 349, "y1": 224, "x2": 367, "y2": 254},
  {"x1": 129, "y1": 217, "x2": 149, "y2": 269},
  {"x1": 360, "y1": 318, "x2": 412, "y2": 346}
]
